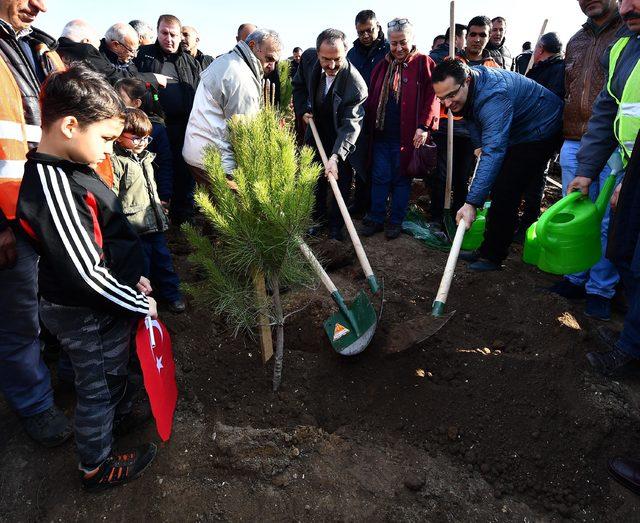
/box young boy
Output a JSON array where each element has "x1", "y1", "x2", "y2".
[
  {"x1": 111, "y1": 108, "x2": 185, "y2": 312},
  {"x1": 17, "y1": 65, "x2": 158, "y2": 492}
]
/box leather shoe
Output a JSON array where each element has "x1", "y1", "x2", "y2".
[
  {"x1": 608, "y1": 457, "x2": 640, "y2": 495},
  {"x1": 548, "y1": 279, "x2": 586, "y2": 300},
  {"x1": 469, "y1": 259, "x2": 501, "y2": 272},
  {"x1": 459, "y1": 250, "x2": 481, "y2": 263},
  {"x1": 586, "y1": 347, "x2": 635, "y2": 377},
  {"x1": 167, "y1": 299, "x2": 186, "y2": 313}
]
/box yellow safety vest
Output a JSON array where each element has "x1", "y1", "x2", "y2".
[
  {"x1": 607, "y1": 36, "x2": 640, "y2": 164},
  {"x1": 0, "y1": 56, "x2": 29, "y2": 220}
]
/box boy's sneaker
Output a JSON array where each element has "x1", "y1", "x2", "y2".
[
  {"x1": 21, "y1": 405, "x2": 73, "y2": 448},
  {"x1": 584, "y1": 294, "x2": 611, "y2": 321},
  {"x1": 82, "y1": 443, "x2": 157, "y2": 492},
  {"x1": 360, "y1": 219, "x2": 383, "y2": 237}
]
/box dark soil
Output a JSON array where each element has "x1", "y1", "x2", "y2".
[{"x1": 2, "y1": 179, "x2": 640, "y2": 521}]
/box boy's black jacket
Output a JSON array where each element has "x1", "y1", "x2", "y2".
[{"x1": 17, "y1": 151, "x2": 150, "y2": 316}]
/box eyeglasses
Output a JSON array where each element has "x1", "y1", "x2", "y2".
[
  {"x1": 123, "y1": 134, "x2": 153, "y2": 145},
  {"x1": 357, "y1": 28, "x2": 375, "y2": 37},
  {"x1": 436, "y1": 82, "x2": 464, "y2": 103},
  {"x1": 115, "y1": 40, "x2": 138, "y2": 56},
  {"x1": 387, "y1": 18, "x2": 410, "y2": 29}
]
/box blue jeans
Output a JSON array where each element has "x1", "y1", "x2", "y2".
[
  {"x1": 615, "y1": 262, "x2": 640, "y2": 358},
  {"x1": 560, "y1": 140, "x2": 622, "y2": 298},
  {"x1": 367, "y1": 139, "x2": 411, "y2": 225},
  {"x1": 0, "y1": 232, "x2": 53, "y2": 417},
  {"x1": 141, "y1": 232, "x2": 182, "y2": 302}
]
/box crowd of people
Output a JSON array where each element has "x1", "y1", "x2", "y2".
[{"x1": 0, "y1": 0, "x2": 639, "y2": 497}]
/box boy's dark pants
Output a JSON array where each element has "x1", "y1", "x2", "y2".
[
  {"x1": 140, "y1": 232, "x2": 182, "y2": 302},
  {"x1": 479, "y1": 139, "x2": 557, "y2": 263},
  {"x1": 40, "y1": 300, "x2": 135, "y2": 470}
]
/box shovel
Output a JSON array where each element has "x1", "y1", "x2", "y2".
[
  {"x1": 382, "y1": 219, "x2": 466, "y2": 354},
  {"x1": 307, "y1": 118, "x2": 380, "y2": 294},
  {"x1": 299, "y1": 240, "x2": 377, "y2": 355}
]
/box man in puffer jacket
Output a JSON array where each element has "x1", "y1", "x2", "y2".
[
  {"x1": 432, "y1": 59, "x2": 563, "y2": 271},
  {"x1": 183, "y1": 28, "x2": 282, "y2": 179}
]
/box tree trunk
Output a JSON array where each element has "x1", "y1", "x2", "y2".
[{"x1": 271, "y1": 276, "x2": 285, "y2": 391}]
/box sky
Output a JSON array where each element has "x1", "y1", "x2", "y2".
[{"x1": 36, "y1": 0, "x2": 590, "y2": 58}]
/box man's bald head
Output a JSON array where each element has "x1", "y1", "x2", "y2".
[
  {"x1": 61, "y1": 19, "x2": 100, "y2": 49},
  {"x1": 236, "y1": 22, "x2": 257, "y2": 42},
  {"x1": 181, "y1": 25, "x2": 200, "y2": 56}
]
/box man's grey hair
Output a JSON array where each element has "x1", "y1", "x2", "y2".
[
  {"x1": 105, "y1": 22, "x2": 139, "y2": 44},
  {"x1": 315, "y1": 28, "x2": 347, "y2": 51},
  {"x1": 129, "y1": 19, "x2": 156, "y2": 41},
  {"x1": 386, "y1": 18, "x2": 414, "y2": 39},
  {"x1": 60, "y1": 19, "x2": 98, "y2": 45},
  {"x1": 245, "y1": 28, "x2": 282, "y2": 49}
]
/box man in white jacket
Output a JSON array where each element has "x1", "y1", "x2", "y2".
[{"x1": 183, "y1": 28, "x2": 281, "y2": 179}]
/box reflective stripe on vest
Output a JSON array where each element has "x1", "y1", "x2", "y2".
[
  {"x1": 0, "y1": 56, "x2": 29, "y2": 220},
  {"x1": 607, "y1": 37, "x2": 640, "y2": 164}
]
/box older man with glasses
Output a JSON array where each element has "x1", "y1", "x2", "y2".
[{"x1": 432, "y1": 58, "x2": 563, "y2": 271}]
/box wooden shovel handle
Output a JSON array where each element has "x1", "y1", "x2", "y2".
[
  {"x1": 433, "y1": 219, "x2": 466, "y2": 315},
  {"x1": 307, "y1": 118, "x2": 376, "y2": 283}
]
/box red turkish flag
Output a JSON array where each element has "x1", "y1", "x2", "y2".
[{"x1": 135, "y1": 316, "x2": 178, "y2": 441}]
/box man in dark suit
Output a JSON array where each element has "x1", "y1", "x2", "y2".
[{"x1": 292, "y1": 28, "x2": 367, "y2": 240}]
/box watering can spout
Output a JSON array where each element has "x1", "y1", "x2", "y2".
[{"x1": 595, "y1": 174, "x2": 617, "y2": 220}]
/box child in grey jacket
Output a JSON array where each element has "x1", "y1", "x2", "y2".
[{"x1": 111, "y1": 108, "x2": 185, "y2": 313}]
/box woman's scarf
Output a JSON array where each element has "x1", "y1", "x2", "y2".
[{"x1": 375, "y1": 46, "x2": 417, "y2": 131}]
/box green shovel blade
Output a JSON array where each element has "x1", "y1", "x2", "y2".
[{"x1": 324, "y1": 290, "x2": 377, "y2": 356}]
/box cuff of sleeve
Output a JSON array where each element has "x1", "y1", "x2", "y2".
[{"x1": 465, "y1": 194, "x2": 485, "y2": 207}]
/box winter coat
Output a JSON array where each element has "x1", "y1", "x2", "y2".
[
  {"x1": 292, "y1": 59, "x2": 368, "y2": 167},
  {"x1": 195, "y1": 49, "x2": 214, "y2": 70},
  {"x1": 463, "y1": 66, "x2": 563, "y2": 206},
  {"x1": 183, "y1": 40, "x2": 263, "y2": 173},
  {"x1": 17, "y1": 150, "x2": 149, "y2": 316},
  {"x1": 366, "y1": 52, "x2": 440, "y2": 176},
  {"x1": 608, "y1": 132, "x2": 640, "y2": 275},
  {"x1": 346, "y1": 31, "x2": 390, "y2": 87},
  {"x1": 110, "y1": 143, "x2": 169, "y2": 235},
  {"x1": 0, "y1": 21, "x2": 63, "y2": 230},
  {"x1": 576, "y1": 26, "x2": 640, "y2": 180},
  {"x1": 513, "y1": 51, "x2": 532, "y2": 75},
  {"x1": 0, "y1": 22, "x2": 59, "y2": 142},
  {"x1": 526, "y1": 55, "x2": 565, "y2": 99},
  {"x1": 147, "y1": 116, "x2": 174, "y2": 201},
  {"x1": 56, "y1": 37, "x2": 158, "y2": 87},
  {"x1": 486, "y1": 38, "x2": 512, "y2": 70},
  {"x1": 134, "y1": 41, "x2": 201, "y2": 125},
  {"x1": 563, "y1": 12, "x2": 623, "y2": 140}
]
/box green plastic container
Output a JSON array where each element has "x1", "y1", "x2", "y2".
[
  {"x1": 523, "y1": 174, "x2": 617, "y2": 275},
  {"x1": 461, "y1": 201, "x2": 490, "y2": 251}
]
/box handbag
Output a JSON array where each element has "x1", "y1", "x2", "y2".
[{"x1": 407, "y1": 56, "x2": 438, "y2": 178}]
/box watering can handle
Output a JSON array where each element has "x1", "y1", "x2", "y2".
[
  {"x1": 536, "y1": 191, "x2": 583, "y2": 250},
  {"x1": 595, "y1": 174, "x2": 617, "y2": 219},
  {"x1": 308, "y1": 118, "x2": 380, "y2": 294}
]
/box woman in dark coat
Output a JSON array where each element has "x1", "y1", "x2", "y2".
[{"x1": 360, "y1": 18, "x2": 440, "y2": 239}]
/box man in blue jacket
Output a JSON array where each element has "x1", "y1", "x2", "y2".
[
  {"x1": 432, "y1": 59, "x2": 563, "y2": 270},
  {"x1": 346, "y1": 9, "x2": 388, "y2": 216}
]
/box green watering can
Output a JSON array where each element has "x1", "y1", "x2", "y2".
[
  {"x1": 461, "y1": 201, "x2": 490, "y2": 251},
  {"x1": 523, "y1": 174, "x2": 617, "y2": 275}
]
